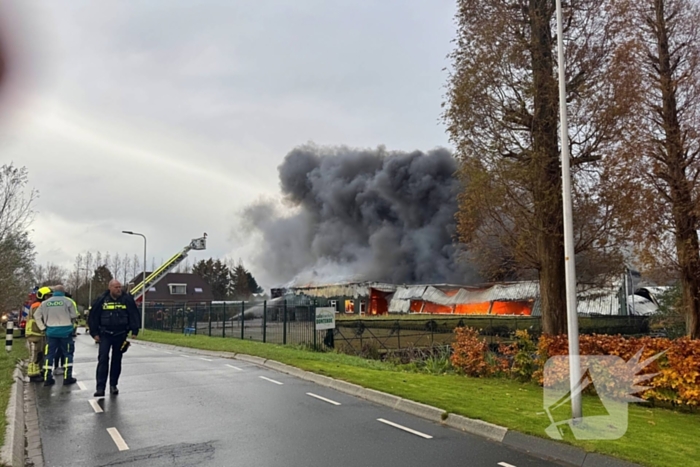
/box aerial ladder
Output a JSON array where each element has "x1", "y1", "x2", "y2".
[{"x1": 129, "y1": 234, "x2": 207, "y2": 302}]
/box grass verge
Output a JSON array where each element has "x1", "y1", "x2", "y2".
[
  {"x1": 0, "y1": 338, "x2": 28, "y2": 448},
  {"x1": 139, "y1": 330, "x2": 697, "y2": 467}
]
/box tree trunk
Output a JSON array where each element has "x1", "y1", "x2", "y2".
[
  {"x1": 653, "y1": 0, "x2": 700, "y2": 338},
  {"x1": 530, "y1": 0, "x2": 567, "y2": 335}
]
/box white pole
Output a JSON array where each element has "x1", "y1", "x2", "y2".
[{"x1": 555, "y1": 0, "x2": 582, "y2": 421}]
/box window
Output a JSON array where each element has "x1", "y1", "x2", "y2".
[
  {"x1": 344, "y1": 299, "x2": 354, "y2": 313},
  {"x1": 330, "y1": 300, "x2": 338, "y2": 312},
  {"x1": 168, "y1": 284, "x2": 187, "y2": 295},
  {"x1": 360, "y1": 301, "x2": 366, "y2": 314},
  {"x1": 194, "y1": 287, "x2": 203, "y2": 293},
  {"x1": 149, "y1": 287, "x2": 156, "y2": 292}
]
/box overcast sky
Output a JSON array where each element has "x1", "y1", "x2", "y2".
[{"x1": 0, "y1": 0, "x2": 457, "y2": 288}]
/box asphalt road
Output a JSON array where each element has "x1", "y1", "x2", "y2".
[{"x1": 34, "y1": 330, "x2": 561, "y2": 467}]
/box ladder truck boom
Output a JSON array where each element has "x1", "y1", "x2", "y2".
[{"x1": 129, "y1": 234, "x2": 207, "y2": 302}]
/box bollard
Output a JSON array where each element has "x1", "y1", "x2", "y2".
[{"x1": 5, "y1": 320, "x2": 13, "y2": 352}]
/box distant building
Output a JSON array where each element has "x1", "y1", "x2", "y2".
[{"x1": 128, "y1": 272, "x2": 215, "y2": 305}]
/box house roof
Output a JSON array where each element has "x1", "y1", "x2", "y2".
[{"x1": 128, "y1": 272, "x2": 215, "y2": 303}]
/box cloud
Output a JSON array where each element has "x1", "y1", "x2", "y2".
[{"x1": 0, "y1": 0, "x2": 458, "y2": 291}]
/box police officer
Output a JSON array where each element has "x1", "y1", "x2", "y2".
[{"x1": 88, "y1": 279, "x2": 140, "y2": 397}]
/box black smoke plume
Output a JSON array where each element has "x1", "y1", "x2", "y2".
[{"x1": 242, "y1": 144, "x2": 478, "y2": 286}]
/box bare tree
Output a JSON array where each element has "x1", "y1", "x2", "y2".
[
  {"x1": 0, "y1": 164, "x2": 37, "y2": 309},
  {"x1": 112, "y1": 252, "x2": 122, "y2": 283},
  {"x1": 33, "y1": 262, "x2": 68, "y2": 287}
]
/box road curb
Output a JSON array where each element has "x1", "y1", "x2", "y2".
[
  {"x1": 25, "y1": 380, "x2": 44, "y2": 467},
  {"x1": 133, "y1": 340, "x2": 642, "y2": 467},
  {"x1": 0, "y1": 365, "x2": 25, "y2": 467},
  {"x1": 234, "y1": 354, "x2": 267, "y2": 366}
]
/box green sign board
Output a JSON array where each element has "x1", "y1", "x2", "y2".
[{"x1": 315, "y1": 307, "x2": 336, "y2": 331}]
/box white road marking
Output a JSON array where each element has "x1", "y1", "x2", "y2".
[
  {"x1": 180, "y1": 354, "x2": 193, "y2": 358},
  {"x1": 88, "y1": 399, "x2": 103, "y2": 413},
  {"x1": 498, "y1": 463, "x2": 516, "y2": 467},
  {"x1": 226, "y1": 364, "x2": 243, "y2": 371},
  {"x1": 107, "y1": 427, "x2": 129, "y2": 451},
  {"x1": 306, "y1": 392, "x2": 341, "y2": 406},
  {"x1": 377, "y1": 418, "x2": 433, "y2": 439},
  {"x1": 200, "y1": 358, "x2": 213, "y2": 362},
  {"x1": 162, "y1": 351, "x2": 173, "y2": 354},
  {"x1": 77, "y1": 381, "x2": 87, "y2": 391},
  {"x1": 259, "y1": 376, "x2": 283, "y2": 385}
]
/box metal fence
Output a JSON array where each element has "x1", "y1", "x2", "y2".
[
  {"x1": 144, "y1": 300, "x2": 651, "y2": 356},
  {"x1": 144, "y1": 299, "x2": 330, "y2": 349}
]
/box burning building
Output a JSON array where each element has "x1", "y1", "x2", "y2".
[{"x1": 279, "y1": 279, "x2": 658, "y2": 317}]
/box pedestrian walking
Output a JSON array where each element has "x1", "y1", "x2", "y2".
[{"x1": 88, "y1": 279, "x2": 140, "y2": 397}]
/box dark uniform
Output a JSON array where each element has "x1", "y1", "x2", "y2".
[{"x1": 88, "y1": 290, "x2": 140, "y2": 396}]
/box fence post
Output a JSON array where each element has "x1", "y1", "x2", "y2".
[
  {"x1": 313, "y1": 306, "x2": 317, "y2": 350},
  {"x1": 263, "y1": 300, "x2": 267, "y2": 343},
  {"x1": 208, "y1": 303, "x2": 212, "y2": 337},
  {"x1": 241, "y1": 301, "x2": 245, "y2": 340},
  {"x1": 283, "y1": 300, "x2": 288, "y2": 345},
  {"x1": 397, "y1": 321, "x2": 401, "y2": 349},
  {"x1": 222, "y1": 304, "x2": 226, "y2": 338}
]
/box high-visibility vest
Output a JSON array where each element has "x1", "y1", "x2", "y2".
[{"x1": 25, "y1": 302, "x2": 44, "y2": 337}]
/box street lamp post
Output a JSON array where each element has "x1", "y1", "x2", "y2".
[
  {"x1": 78, "y1": 267, "x2": 93, "y2": 310},
  {"x1": 555, "y1": 0, "x2": 582, "y2": 420},
  {"x1": 122, "y1": 231, "x2": 147, "y2": 333}
]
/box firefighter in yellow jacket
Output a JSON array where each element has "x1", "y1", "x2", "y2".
[{"x1": 26, "y1": 287, "x2": 51, "y2": 382}]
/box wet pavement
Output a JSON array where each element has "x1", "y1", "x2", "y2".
[{"x1": 34, "y1": 330, "x2": 560, "y2": 467}]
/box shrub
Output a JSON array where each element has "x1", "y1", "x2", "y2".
[{"x1": 450, "y1": 327, "x2": 504, "y2": 377}]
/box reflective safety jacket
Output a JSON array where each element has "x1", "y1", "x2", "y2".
[
  {"x1": 25, "y1": 302, "x2": 44, "y2": 338},
  {"x1": 34, "y1": 293, "x2": 78, "y2": 338}
]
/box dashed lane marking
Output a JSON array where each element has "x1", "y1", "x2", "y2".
[
  {"x1": 377, "y1": 418, "x2": 432, "y2": 439},
  {"x1": 88, "y1": 399, "x2": 103, "y2": 413},
  {"x1": 306, "y1": 393, "x2": 341, "y2": 406},
  {"x1": 107, "y1": 427, "x2": 129, "y2": 451},
  {"x1": 226, "y1": 364, "x2": 243, "y2": 371},
  {"x1": 259, "y1": 376, "x2": 283, "y2": 385}
]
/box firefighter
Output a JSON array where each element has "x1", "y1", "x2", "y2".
[
  {"x1": 34, "y1": 285, "x2": 79, "y2": 386},
  {"x1": 25, "y1": 287, "x2": 51, "y2": 382},
  {"x1": 88, "y1": 279, "x2": 140, "y2": 397}
]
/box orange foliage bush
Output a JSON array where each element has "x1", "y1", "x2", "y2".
[
  {"x1": 451, "y1": 327, "x2": 700, "y2": 407},
  {"x1": 450, "y1": 327, "x2": 504, "y2": 377},
  {"x1": 537, "y1": 334, "x2": 700, "y2": 407}
]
